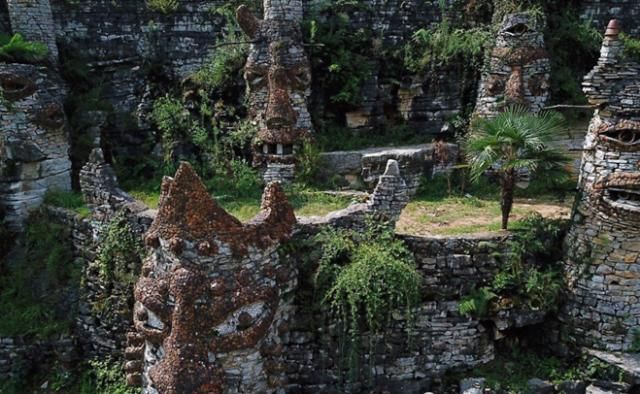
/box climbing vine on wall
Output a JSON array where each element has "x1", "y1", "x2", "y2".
[
  {"x1": 96, "y1": 212, "x2": 142, "y2": 287},
  {"x1": 313, "y1": 219, "x2": 421, "y2": 380},
  {"x1": 459, "y1": 213, "x2": 568, "y2": 317}
]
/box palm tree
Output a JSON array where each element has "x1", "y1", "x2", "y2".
[{"x1": 466, "y1": 106, "x2": 569, "y2": 230}]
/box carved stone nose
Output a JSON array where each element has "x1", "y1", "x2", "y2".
[
  {"x1": 504, "y1": 65, "x2": 526, "y2": 105},
  {"x1": 266, "y1": 67, "x2": 297, "y2": 129}
]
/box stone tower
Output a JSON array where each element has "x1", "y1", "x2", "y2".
[
  {"x1": 237, "y1": 0, "x2": 312, "y2": 183},
  {"x1": 561, "y1": 20, "x2": 640, "y2": 352},
  {"x1": 474, "y1": 12, "x2": 551, "y2": 117}
]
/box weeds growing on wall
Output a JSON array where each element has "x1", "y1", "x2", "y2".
[
  {"x1": 404, "y1": 0, "x2": 491, "y2": 75},
  {"x1": 192, "y1": 7, "x2": 250, "y2": 91},
  {"x1": 304, "y1": 0, "x2": 375, "y2": 106},
  {"x1": 0, "y1": 34, "x2": 48, "y2": 63},
  {"x1": 459, "y1": 213, "x2": 568, "y2": 317},
  {"x1": 96, "y1": 212, "x2": 142, "y2": 287},
  {"x1": 146, "y1": 0, "x2": 179, "y2": 14},
  {"x1": 43, "y1": 189, "x2": 90, "y2": 217},
  {"x1": 621, "y1": 33, "x2": 640, "y2": 63},
  {"x1": 314, "y1": 219, "x2": 421, "y2": 381},
  {"x1": 0, "y1": 211, "x2": 79, "y2": 339}
]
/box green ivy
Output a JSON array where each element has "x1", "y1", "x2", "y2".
[
  {"x1": 146, "y1": 0, "x2": 179, "y2": 14},
  {"x1": 459, "y1": 213, "x2": 568, "y2": 317},
  {"x1": 0, "y1": 33, "x2": 48, "y2": 63},
  {"x1": 96, "y1": 212, "x2": 142, "y2": 287},
  {"x1": 314, "y1": 220, "x2": 421, "y2": 380}
]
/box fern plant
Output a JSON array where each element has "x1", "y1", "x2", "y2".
[
  {"x1": 459, "y1": 287, "x2": 497, "y2": 317},
  {"x1": 0, "y1": 33, "x2": 48, "y2": 62}
]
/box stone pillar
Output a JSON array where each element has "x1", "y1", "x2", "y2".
[
  {"x1": 0, "y1": 64, "x2": 70, "y2": 229},
  {"x1": 368, "y1": 159, "x2": 410, "y2": 222},
  {"x1": 237, "y1": 0, "x2": 312, "y2": 183},
  {"x1": 6, "y1": 0, "x2": 58, "y2": 63},
  {"x1": 474, "y1": 12, "x2": 551, "y2": 118},
  {"x1": 561, "y1": 20, "x2": 640, "y2": 352}
]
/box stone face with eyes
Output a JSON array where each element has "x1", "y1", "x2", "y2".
[
  {"x1": 475, "y1": 12, "x2": 551, "y2": 117},
  {"x1": 236, "y1": 2, "x2": 312, "y2": 181},
  {"x1": 0, "y1": 63, "x2": 71, "y2": 229},
  {"x1": 561, "y1": 21, "x2": 640, "y2": 352}
]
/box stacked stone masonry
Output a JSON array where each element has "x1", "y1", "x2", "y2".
[
  {"x1": 561, "y1": 20, "x2": 640, "y2": 352},
  {"x1": 0, "y1": 63, "x2": 71, "y2": 229},
  {"x1": 6, "y1": 0, "x2": 59, "y2": 62}
]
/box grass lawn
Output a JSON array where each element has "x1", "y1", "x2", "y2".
[
  {"x1": 396, "y1": 176, "x2": 575, "y2": 236},
  {"x1": 127, "y1": 185, "x2": 355, "y2": 222}
]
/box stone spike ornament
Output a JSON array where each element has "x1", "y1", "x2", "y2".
[
  {"x1": 474, "y1": 12, "x2": 551, "y2": 118},
  {"x1": 237, "y1": 0, "x2": 312, "y2": 183},
  {"x1": 560, "y1": 20, "x2": 640, "y2": 352},
  {"x1": 126, "y1": 162, "x2": 297, "y2": 393}
]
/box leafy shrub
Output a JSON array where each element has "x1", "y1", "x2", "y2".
[
  {"x1": 96, "y1": 212, "x2": 142, "y2": 287},
  {"x1": 304, "y1": 1, "x2": 374, "y2": 106},
  {"x1": 404, "y1": 1, "x2": 490, "y2": 74},
  {"x1": 458, "y1": 287, "x2": 497, "y2": 317},
  {"x1": 621, "y1": 33, "x2": 640, "y2": 63},
  {"x1": 192, "y1": 7, "x2": 249, "y2": 91},
  {"x1": 146, "y1": 0, "x2": 179, "y2": 14},
  {"x1": 43, "y1": 189, "x2": 90, "y2": 217},
  {"x1": 0, "y1": 33, "x2": 48, "y2": 63},
  {"x1": 0, "y1": 211, "x2": 79, "y2": 338},
  {"x1": 295, "y1": 139, "x2": 323, "y2": 185},
  {"x1": 78, "y1": 359, "x2": 139, "y2": 394},
  {"x1": 314, "y1": 220, "x2": 421, "y2": 373}
]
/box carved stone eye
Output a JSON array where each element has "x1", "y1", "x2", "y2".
[
  {"x1": 246, "y1": 68, "x2": 267, "y2": 89},
  {"x1": 0, "y1": 73, "x2": 36, "y2": 101},
  {"x1": 505, "y1": 23, "x2": 529, "y2": 36},
  {"x1": 600, "y1": 128, "x2": 640, "y2": 148}
]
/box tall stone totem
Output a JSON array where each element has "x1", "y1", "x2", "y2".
[
  {"x1": 561, "y1": 20, "x2": 640, "y2": 352},
  {"x1": 125, "y1": 163, "x2": 297, "y2": 393},
  {"x1": 475, "y1": 12, "x2": 551, "y2": 117},
  {"x1": 236, "y1": 0, "x2": 312, "y2": 183}
]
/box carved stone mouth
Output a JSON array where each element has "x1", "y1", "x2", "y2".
[{"x1": 604, "y1": 187, "x2": 640, "y2": 212}]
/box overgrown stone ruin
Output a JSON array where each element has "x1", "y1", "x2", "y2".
[
  {"x1": 238, "y1": 0, "x2": 312, "y2": 183},
  {"x1": 475, "y1": 12, "x2": 551, "y2": 118},
  {"x1": 0, "y1": 63, "x2": 71, "y2": 230},
  {"x1": 561, "y1": 19, "x2": 640, "y2": 353}
]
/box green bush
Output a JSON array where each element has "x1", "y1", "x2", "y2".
[
  {"x1": 192, "y1": 7, "x2": 249, "y2": 91},
  {"x1": 0, "y1": 211, "x2": 79, "y2": 339},
  {"x1": 77, "y1": 359, "x2": 139, "y2": 394},
  {"x1": 314, "y1": 220, "x2": 421, "y2": 377},
  {"x1": 96, "y1": 212, "x2": 142, "y2": 287},
  {"x1": 43, "y1": 189, "x2": 90, "y2": 217},
  {"x1": 621, "y1": 33, "x2": 640, "y2": 63},
  {"x1": 404, "y1": 1, "x2": 490, "y2": 74},
  {"x1": 458, "y1": 287, "x2": 497, "y2": 317},
  {"x1": 146, "y1": 0, "x2": 179, "y2": 14},
  {"x1": 0, "y1": 33, "x2": 48, "y2": 63}
]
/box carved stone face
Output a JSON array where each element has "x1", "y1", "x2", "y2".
[
  {"x1": 237, "y1": 3, "x2": 312, "y2": 167},
  {"x1": 562, "y1": 25, "x2": 640, "y2": 352},
  {"x1": 126, "y1": 164, "x2": 296, "y2": 392},
  {"x1": 0, "y1": 64, "x2": 70, "y2": 229},
  {"x1": 475, "y1": 13, "x2": 550, "y2": 117}
]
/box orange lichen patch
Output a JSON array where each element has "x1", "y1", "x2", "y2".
[
  {"x1": 492, "y1": 47, "x2": 548, "y2": 65},
  {"x1": 596, "y1": 120, "x2": 640, "y2": 134},
  {"x1": 504, "y1": 66, "x2": 526, "y2": 105},
  {"x1": 146, "y1": 162, "x2": 295, "y2": 256},
  {"x1": 0, "y1": 73, "x2": 36, "y2": 101},
  {"x1": 256, "y1": 127, "x2": 310, "y2": 146}
]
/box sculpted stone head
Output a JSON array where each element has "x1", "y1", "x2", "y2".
[
  {"x1": 236, "y1": 1, "x2": 311, "y2": 172},
  {"x1": 126, "y1": 163, "x2": 296, "y2": 392},
  {"x1": 475, "y1": 12, "x2": 550, "y2": 117},
  {"x1": 562, "y1": 20, "x2": 640, "y2": 352}
]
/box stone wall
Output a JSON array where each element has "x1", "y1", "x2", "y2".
[
  {"x1": 580, "y1": 1, "x2": 640, "y2": 37},
  {"x1": 280, "y1": 232, "x2": 507, "y2": 393},
  {"x1": 0, "y1": 64, "x2": 71, "y2": 230}
]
